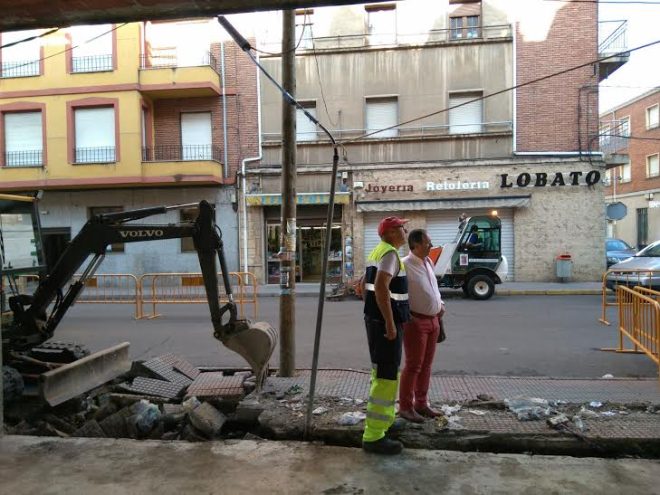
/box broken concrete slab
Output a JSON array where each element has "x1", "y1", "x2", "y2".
[
  {"x1": 99, "y1": 407, "x2": 133, "y2": 438},
  {"x1": 119, "y1": 377, "x2": 186, "y2": 399},
  {"x1": 234, "y1": 398, "x2": 265, "y2": 424},
  {"x1": 72, "y1": 420, "x2": 106, "y2": 438},
  {"x1": 189, "y1": 402, "x2": 226, "y2": 438},
  {"x1": 186, "y1": 372, "x2": 245, "y2": 400},
  {"x1": 134, "y1": 357, "x2": 193, "y2": 388}
]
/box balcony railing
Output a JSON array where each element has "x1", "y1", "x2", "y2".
[
  {"x1": 141, "y1": 145, "x2": 222, "y2": 162},
  {"x1": 598, "y1": 119, "x2": 630, "y2": 155},
  {"x1": 139, "y1": 52, "x2": 220, "y2": 74},
  {"x1": 259, "y1": 24, "x2": 512, "y2": 53},
  {"x1": 4, "y1": 150, "x2": 43, "y2": 167},
  {"x1": 0, "y1": 59, "x2": 40, "y2": 78},
  {"x1": 264, "y1": 121, "x2": 513, "y2": 142},
  {"x1": 599, "y1": 20, "x2": 628, "y2": 54},
  {"x1": 74, "y1": 147, "x2": 116, "y2": 164},
  {"x1": 71, "y1": 54, "x2": 114, "y2": 73}
]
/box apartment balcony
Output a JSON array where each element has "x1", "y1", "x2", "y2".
[
  {"x1": 141, "y1": 145, "x2": 224, "y2": 184},
  {"x1": 0, "y1": 59, "x2": 40, "y2": 79},
  {"x1": 258, "y1": 24, "x2": 512, "y2": 53},
  {"x1": 598, "y1": 20, "x2": 629, "y2": 81},
  {"x1": 138, "y1": 52, "x2": 222, "y2": 99},
  {"x1": 261, "y1": 121, "x2": 513, "y2": 165},
  {"x1": 2, "y1": 150, "x2": 43, "y2": 168}
]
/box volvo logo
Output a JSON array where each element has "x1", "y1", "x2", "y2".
[{"x1": 119, "y1": 229, "x2": 164, "y2": 239}]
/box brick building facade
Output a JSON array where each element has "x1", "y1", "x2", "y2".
[{"x1": 601, "y1": 89, "x2": 660, "y2": 248}]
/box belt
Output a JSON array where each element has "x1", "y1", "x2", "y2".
[{"x1": 410, "y1": 311, "x2": 436, "y2": 320}]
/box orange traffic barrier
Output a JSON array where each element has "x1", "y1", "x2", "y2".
[
  {"x1": 139, "y1": 272, "x2": 256, "y2": 320},
  {"x1": 74, "y1": 274, "x2": 142, "y2": 319},
  {"x1": 601, "y1": 285, "x2": 660, "y2": 380},
  {"x1": 599, "y1": 269, "x2": 659, "y2": 325}
]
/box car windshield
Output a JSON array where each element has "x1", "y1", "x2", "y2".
[
  {"x1": 606, "y1": 239, "x2": 632, "y2": 251},
  {"x1": 636, "y1": 242, "x2": 660, "y2": 257}
]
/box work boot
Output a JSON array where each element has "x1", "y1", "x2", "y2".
[
  {"x1": 398, "y1": 409, "x2": 425, "y2": 423},
  {"x1": 362, "y1": 437, "x2": 403, "y2": 455},
  {"x1": 385, "y1": 417, "x2": 407, "y2": 437},
  {"x1": 415, "y1": 405, "x2": 442, "y2": 418}
]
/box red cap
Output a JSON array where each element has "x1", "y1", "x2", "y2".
[{"x1": 378, "y1": 216, "x2": 409, "y2": 237}]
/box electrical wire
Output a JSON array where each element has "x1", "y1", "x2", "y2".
[
  {"x1": 310, "y1": 37, "x2": 338, "y2": 127},
  {"x1": 4, "y1": 24, "x2": 127, "y2": 73},
  {"x1": 543, "y1": 0, "x2": 660, "y2": 4},
  {"x1": 0, "y1": 28, "x2": 60, "y2": 50},
  {"x1": 339, "y1": 38, "x2": 660, "y2": 145}
]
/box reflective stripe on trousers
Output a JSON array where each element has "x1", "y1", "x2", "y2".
[{"x1": 363, "y1": 368, "x2": 399, "y2": 443}]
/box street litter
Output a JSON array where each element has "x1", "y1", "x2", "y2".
[
  {"x1": 572, "y1": 416, "x2": 586, "y2": 432},
  {"x1": 589, "y1": 401, "x2": 603, "y2": 408},
  {"x1": 435, "y1": 416, "x2": 449, "y2": 429},
  {"x1": 601, "y1": 411, "x2": 618, "y2": 417},
  {"x1": 440, "y1": 404, "x2": 462, "y2": 416},
  {"x1": 505, "y1": 397, "x2": 553, "y2": 421},
  {"x1": 468, "y1": 409, "x2": 487, "y2": 416},
  {"x1": 578, "y1": 407, "x2": 600, "y2": 419},
  {"x1": 312, "y1": 407, "x2": 328, "y2": 415},
  {"x1": 337, "y1": 411, "x2": 366, "y2": 425},
  {"x1": 601, "y1": 374, "x2": 614, "y2": 379},
  {"x1": 547, "y1": 413, "x2": 569, "y2": 428},
  {"x1": 447, "y1": 416, "x2": 465, "y2": 430}
]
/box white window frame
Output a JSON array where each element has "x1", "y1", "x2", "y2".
[
  {"x1": 448, "y1": 91, "x2": 483, "y2": 134},
  {"x1": 3, "y1": 111, "x2": 43, "y2": 167},
  {"x1": 365, "y1": 96, "x2": 398, "y2": 139},
  {"x1": 646, "y1": 104, "x2": 659, "y2": 130},
  {"x1": 74, "y1": 106, "x2": 116, "y2": 163},
  {"x1": 296, "y1": 102, "x2": 318, "y2": 142},
  {"x1": 621, "y1": 162, "x2": 631, "y2": 183},
  {"x1": 599, "y1": 124, "x2": 611, "y2": 147},
  {"x1": 647, "y1": 153, "x2": 659, "y2": 178},
  {"x1": 1, "y1": 29, "x2": 41, "y2": 78},
  {"x1": 366, "y1": 5, "x2": 397, "y2": 45}
]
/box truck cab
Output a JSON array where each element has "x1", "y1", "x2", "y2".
[{"x1": 432, "y1": 214, "x2": 508, "y2": 300}]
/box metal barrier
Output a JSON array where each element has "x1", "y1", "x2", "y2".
[
  {"x1": 601, "y1": 286, "x2": 660, "y2": 380},
  {"x1": 599, "y1": 269, "x2": 660, "y2": 325},
  {"x1": 139, "y1": 272, "x2": 257, "y2": 320},
  {"x1": 75, "y1": 274, "x2": 142, "y2": 319}
]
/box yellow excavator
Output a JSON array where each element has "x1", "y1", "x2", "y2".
[{"x1": 1, "y1": 194, "x2": 276, "y2": 405}]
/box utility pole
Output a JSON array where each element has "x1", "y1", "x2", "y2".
[{"x1": 279, "y1": 10, "x2": 296, "y2": 376}]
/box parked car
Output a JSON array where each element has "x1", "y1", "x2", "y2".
[
  {"x1": 606, "y1": 240, "x2": 660, "y2": 290},
  {"x1": 606, "y1": 238, "x2": 636, "y2": 267}
]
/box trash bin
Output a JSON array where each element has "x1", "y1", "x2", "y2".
[{"x1": 555, "y1": 253, "x2": 573, "y2": 282}]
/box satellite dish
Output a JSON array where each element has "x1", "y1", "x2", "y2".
[{"x1": 606, "y1": 202, "x2": 627, "y2": 220}]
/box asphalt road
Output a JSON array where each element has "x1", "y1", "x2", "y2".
[{"x1": 52, "y1": 294, "x2": 657, "y2": 378}]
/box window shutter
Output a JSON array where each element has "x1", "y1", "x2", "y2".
[
  {"x1": 296, "y1": 106, "x2": 317, "y2": 141},
  {"x1": 75, "y1": 107, "x2": 115, "y2": 162},
  {"x1": 181, "y1": 112, "x2": 212, "y2": 160},
  {"x1": 4, "y1": 111, "x2": 42, "y2": 166},
  {"x1": 449, "y1": 94, "x2": 482, "y2": 134},
  {"x1": 366, "y1": 99, "x2": 398, "y2": 138}
]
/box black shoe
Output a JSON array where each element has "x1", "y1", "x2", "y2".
[
  {"x1": 362, "y1": 437, "x2": 403, "y2": 455},
  {"x1": 386, "y1": 418, "x2": 406, "y2": 437}
]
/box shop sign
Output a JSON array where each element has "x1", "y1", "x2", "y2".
[
  {"x1": 500, "y1": 170, "x2": 601, "y2": 188},
  {"x1": 364, "y1": 184, "x2": 414, "y2": 193},
  {"x1": 426, "y1": 180, "x2": 490, "y2": 191}
]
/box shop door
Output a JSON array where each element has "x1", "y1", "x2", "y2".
[{"x1": 426, "y1": 209, "x2": 514, "y2": 279}]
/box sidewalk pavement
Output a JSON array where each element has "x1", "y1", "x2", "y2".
[
  {"x1": 1, "y1": 436, "x2": 658, "y2": 495},
  {"x1": 257, "y1": 281, "x2": 603, "y2": 297}
]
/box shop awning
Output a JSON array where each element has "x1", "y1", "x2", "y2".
[
  {"x1": 356, "y1": 195, "x2": 531, "y2": 212},
  {"x1": 246, "y1": 192, "x2": 350, "y2": 206}
]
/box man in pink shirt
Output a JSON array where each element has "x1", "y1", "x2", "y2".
[{"x1": 399, "y1": 229, "x2": 445, "y2": 422}]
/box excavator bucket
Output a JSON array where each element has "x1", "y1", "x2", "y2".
[
  {"x1": 40, "y1": 342, "x2": 131, "y2": 406},
  {"x1": 220, "y1": 320, "x2": 278, "y2": 389}
]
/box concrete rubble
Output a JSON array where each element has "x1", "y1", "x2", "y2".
[{"x1": 2, "y1": 355, "x2": 660, "y2": 458}]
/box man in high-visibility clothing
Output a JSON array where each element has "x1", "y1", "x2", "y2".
[{"x1": 361, "y1": 216, "x2": 410, "y2": 455}]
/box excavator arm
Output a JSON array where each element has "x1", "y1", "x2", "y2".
[{"x1": 6, "y1": 200, "x2": 276, "y2": 387}]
